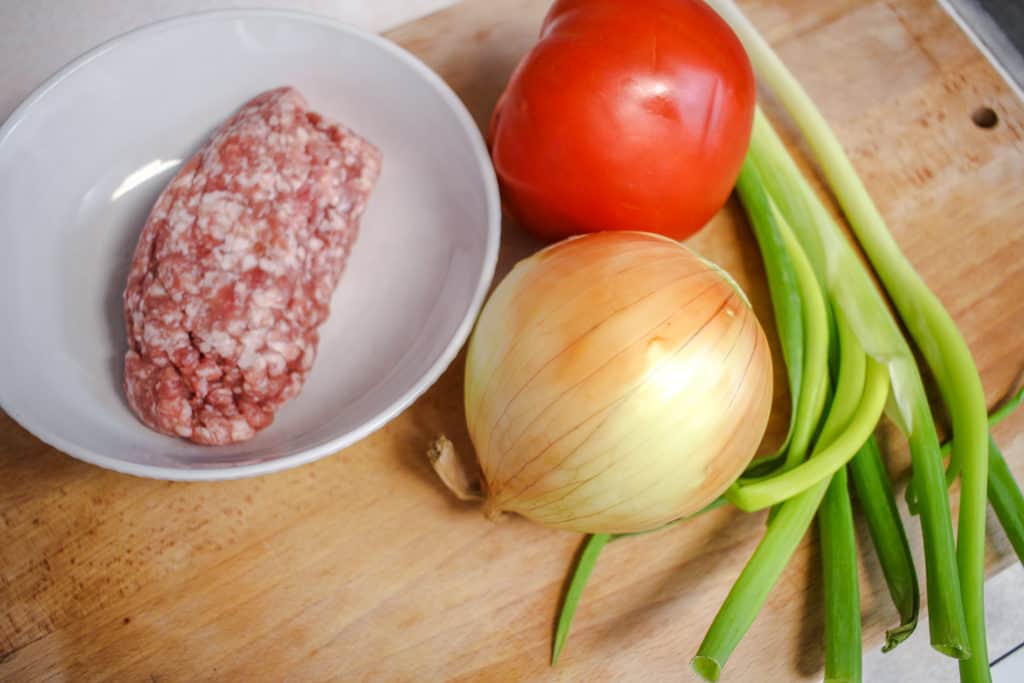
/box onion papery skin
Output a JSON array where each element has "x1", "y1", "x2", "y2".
[{"x1": 464, "y1": 231, "x2": 773, "y2": 534}]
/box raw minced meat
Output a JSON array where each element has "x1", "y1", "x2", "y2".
[{"x1": 123, "y1": 87, "x2": 381, "y2": 445}]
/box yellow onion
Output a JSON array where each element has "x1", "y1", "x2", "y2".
[{"x1": 457, "y1": 231, "x2": 773, "y2": 534}]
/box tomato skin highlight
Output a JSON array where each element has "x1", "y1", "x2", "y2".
[{"x1": 489, "y1": 0, "x2": 756, "y2": 241}]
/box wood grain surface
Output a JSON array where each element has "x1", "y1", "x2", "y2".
[{"x1": 2, "y1": 0, "x2": 1023, "y2": 680}]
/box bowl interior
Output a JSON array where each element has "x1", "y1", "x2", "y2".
[{"x1": 0, "y1": 11, "x2": 498, "y2": 478}]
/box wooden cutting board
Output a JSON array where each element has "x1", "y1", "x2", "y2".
[{"x1": 2, "y1": 0, "x2": 1022, "y2": 680}]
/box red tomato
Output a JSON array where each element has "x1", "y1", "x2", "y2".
[{"x1": 489, "y1": 0, "x2": 756, "y2": 241}]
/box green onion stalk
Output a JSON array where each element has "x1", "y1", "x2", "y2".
[
  {"x1": 693, "y1": 155, "x2": 881, "y2": 681},
  {"x1": 732, "y1": 108, "x2": 968, "y2": 661},
  {"x1": 906, "y1": 386, "x2": 1024, "y2": 557},
  {"x1": 820, "y1": 466, "x2": 861, "y2": 683},
  {"x1": 988, "y1": 434, "x2": 1024, "y2": 564},
  {"x1": 706, "y1": 3, "x2": 991, "y2": 678},
  {"x1": 848, "y1": 435, "x2": 920, "y2": 652}
]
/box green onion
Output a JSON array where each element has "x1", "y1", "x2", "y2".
[
  {"x1": 727, "y1": 357, "x2": 886, "y2": 511},
  {"x1": 735, "y1": 94, "x2": 968, "y2": 665},
  {"x1": 905, "y1": 384, "x2": 1024, "y2": 513},
  {"x1": 688, "y1": 138, "x2": 838, "y2": 682},
  {"x1": 988, "y1": 436, "x2": 1024, "y2": 565},
  {"x1": 984, "y1": 384, "x2": 1024, "y2": 433},
  {"x1": 709, "y1": 101, "x2": 966, "y2": 669},
  {"x1": 820, "y1": 466, "x2": 862, "y2": 683},
  {"x1": 694, "y1": 299, "x2": 880, "y2": 680},
  {"x1": 551, "y1": 533, "x2": 610, "y2": 665},
  {"x1": 774, "y1": 218, "x2": 830, "y2": 470},
  {"x1": 707, "y1": 3, "x2": 991, "y2": 675},
  {"x1": 848, "y1": 435, "x2": 920, "y2": 651},
  {"x1": 550, "y1": 497, "x2": 729, "y2": 665},
  {"x1": 737, "y1": 154, "x2": 831, "y2": 473},
  {"x1": 692, "y1": 480, "x2": 829, "y2": 682},
  {"x1": 732, "y1": 156, "x2": 830, "y2": 477},
  {"x1": 735, "y1": 145, "x2": 807, "y2": 473},
  {"x1": 819, "y1": 314, "x2": 868, "y2": 449}
]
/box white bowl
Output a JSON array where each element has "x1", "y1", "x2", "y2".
[{"x1": 0, "y1": 10, "x2": 500, "y2": 480}]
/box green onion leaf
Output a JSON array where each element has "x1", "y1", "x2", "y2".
[
  {"x1": 848, "y1": 435, "x2": 920, "y2": 651},
  {"x1": 728, "y1": 357, "x2": 887, "y2": 511},
  {"x1": 731, "y1": 80, "x2": 968, "y2": 667},
  {"x1": 734, "y1": 157, "x2": 830, "y2": 473},
  {"x1": 820, "y1": 466, "x2": 862, "y2": 683},
  {"x1": 551, "y1": 533, "x2": 610, "y2": 666},
  {"x1": 550, "y1": 498, "x2": 729, "y2": 665},
  {"x1": 987, "y1": 436, "x2": 1024, "y2": 565},
  {"x1": 906, "y1": 383, "x2": 1023, "y2": 514},
  {"x1": 735, "y1": 149, "x2": 807, "y2": 473},
  {"x1": 706, "y1": 3, "x2": 991, "y2": 674}
]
